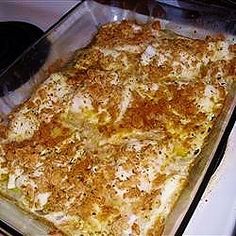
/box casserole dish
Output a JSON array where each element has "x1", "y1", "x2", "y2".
[{"x1": 0, "y1": 0, "x2": 235, "y2": 235}]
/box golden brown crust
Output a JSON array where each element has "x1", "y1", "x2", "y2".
[{"x1": 0, "y1": 20, "x2": 235, "y2": 235}]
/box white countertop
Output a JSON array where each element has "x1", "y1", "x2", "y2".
[
  {"x1": 0, "y1": 1, "x2": 235, "y2": 235},
  {"x1": 184, "y1": 123, "x2": 236, "y2": 236}
]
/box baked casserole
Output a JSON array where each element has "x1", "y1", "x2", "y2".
[{"x1": 0, "y1": 20, "x2": 235, "y2": 235}]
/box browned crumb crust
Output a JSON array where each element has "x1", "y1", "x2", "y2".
[{"x1": 0, "y1": 20, "x2": 235, "y2": 235}]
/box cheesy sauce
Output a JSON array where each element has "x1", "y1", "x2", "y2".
[{"x1": 0, "y1": 20, "x2": 235, "y2": 235}]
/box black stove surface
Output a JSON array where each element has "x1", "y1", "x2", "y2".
[
  {"x1": 0, "y1": 21, "x2": 44, "y2": 74},
  {"x1": 0, "y1": 21, "x2": 50, "y2": 97}
]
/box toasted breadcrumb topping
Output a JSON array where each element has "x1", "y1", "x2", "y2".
[{"x1": 0, "y1": 20, "x2": 235, "y2": 235}]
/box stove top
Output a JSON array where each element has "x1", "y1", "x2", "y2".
[
  {"x1": 0, "y1": 21, "x2": 50, "y2": 97},
  {"x1": 0, "y1": 21, "x2": 44, "y2": 74}
]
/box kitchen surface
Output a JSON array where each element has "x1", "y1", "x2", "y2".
[{"x1": 0, "y1": 1, "x2": 235, "y2": 235}]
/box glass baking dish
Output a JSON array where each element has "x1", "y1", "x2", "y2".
[{"x1": 0, "y1": 0, "x2": 235, "y2": 235}]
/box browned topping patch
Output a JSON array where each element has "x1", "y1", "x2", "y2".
[{"x1": 0, "y1": 20, "x2": 235, "y2": 235}]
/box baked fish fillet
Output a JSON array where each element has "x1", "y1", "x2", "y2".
[{"x1": 0, "y1": 20, "x2": 235, "y2": 235}]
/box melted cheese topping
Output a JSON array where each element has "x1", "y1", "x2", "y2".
[{"x1": 0, "y1": 20, "x2": 235, "y2": 235}]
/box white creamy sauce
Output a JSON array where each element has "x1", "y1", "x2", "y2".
[
  {"x1": 198, "y1": 97, "x2": 214, "y2": 112},
  {"x1": 35, "y1": 73, "x2": 73, "y2": 111},
  {"x1": 197, "y1": 85, "x2": 219, "y2": 113},
  {"x1": 32, "y1": 166, "x2": 44, "y2": 177},
  {"x1": 70, "y1": 93, "x2": 93, "y2": 113},
  {"x1": 99, "y1": 48, "x2": 121, "y2": 58},
  {"x1": 7, "y1": 168, "x2": 23, "y2": 189},
  {"x1": 141, "y1": 45, "x2": 156, "y2": 66},
  {"x1": 15, "y1": 175, "x2": 28, "y2": 188},
  {"x1": 160, "y1": 176, "x2": 182, "y2": 211},
  {"x1": 7, "y1": 73, "x2": 73, "y2": 141},
  {"x1": 127, "y1": 139, "x2": 143, "y2": 152},
  {"x1": 110, "y1": 72, "x2": 119, "y2": 85},
  {"x1": 8, "y1": 113, "x2": 39, "y2": 141},
  {"x1": 146, "y1": 166, "x2": 158, "y2": 182},
  {"x1": 172, "y1": 59, "x2": 199, "y2": 80},
  {"x1": 45, "y1": 212, "x2": 69, "y2": 224},
  {"x1": 132, "y1": 24, "x2": 142, "y2": 32},
  {"x1": 116, "y1": 82, "x2": 134, "y2": 122},
  {"x1": 179, "y1": 52, "x2": 197, "y2": 67},
  {"x1": 128, "y1": 214, "x2": 137, "y2": 225},
  {"x1": 47, "y1": 74, "x2": 71, "y2": 102},
  {"x1": 0, "y1": 167, "x2": 8, "y2": 176},
  {"x1": 141, "y1": 175, "x2": 182, "y2": 234},
  {"x1": 123, "y1": 214, "x2": 138, "y2": 236},
  {"x1": 115, "y1": 44, "x2": 142, "y2": 53},
  {"x1": 65, "y1": 196, "x2": 76, "y2": 208},
  {"x1": 116, "y1": 166, "x2": 133, "y2": 181},
  {"x1": 156, "y1": 51, "x2": 170, "y2": 66},
  {"x1": 151, "y1": 83, "x2": 159, "y2": 91},
  {"x1": 32, "y1": 169, "x2": 43, "y2": 178},
  {"x1": 201, "y1": 54, "x2": 210, "y2": 65},
  {"x1": 207, "y1": 41, "x2": 232, "y2": 61},
  {"x1": 204, "y1": 85, "x2": 218, "y2": 97},
  {"x1": 137, "y1": 177, "x2": 152, "y2": 192},
  {"x1": 36, "y1": 192, "x2": 51, "y2": 208}
]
